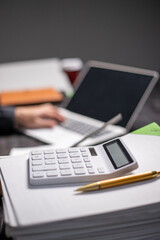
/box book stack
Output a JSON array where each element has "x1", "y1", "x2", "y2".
[{"x1": 0, "y1": 133, "x2": 160, "y2": 240}]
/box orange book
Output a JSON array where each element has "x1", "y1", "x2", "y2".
[{"x1": 0, "y1": 88, "x2": 63, "y2": 106}]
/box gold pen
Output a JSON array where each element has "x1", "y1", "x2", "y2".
[{"x1": 76, "y1": 171, "x2": 160, "y2": 192}]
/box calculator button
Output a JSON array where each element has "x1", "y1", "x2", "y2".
[
  {"x1": 58, "y1": 159, "x2": 69, "y2": 164},
  {"x1": 72, "y1": 163, "x2": 84, "y2": 169},
  {"x1": 45, "y1": 165, "x2": 57, "y2": 171},
  {"x1": 32, "y1": 166, "x2": 45, "y2": 171},
  {"x1": 59, "y1": 164, "x2": 70, "y2": 170},
  {"x1": 88, "y1": 168, "x2": 95, "y2": 174},
  {"x1": 32, "y1": 160, "x2": 43, "y2": 166},
  {"x1": 80, "y1": 148, "x2": 87, "y2": 152},
  {"x1": 60, "y1": 170, "x2": 72, "y2": 176},
  {"x1": 32, "y1": 155, "x2": 42, "y2": 160},
  {"x1": 83, "y1": 157, "x2": 91, "y2": 162},
  {"x1": 85, "y1": 163, "x2": 93, "y2": 168},
  {"x1": 71, "y1": 158, "x2": 82, "y2": 163},
  {"x1": 33, "y1": 172, "x2": 44, "y2": 178},
  {"x1": 69, "y1": 153, "x2": 81, "y2": 158},
  {"x1": 44, "y1": 154, "x2": 55, "y2": 159},
  {"x1": 43, "y1": 149, "x2": 55, "y2": 154},
  {"x1": 97, "y1": 167, "x2": 105, "y2": 173},
  {"x1": 45, "y1": 159, "x2": 56, "y2": 165},
  {"x1": 56, "y1": 149, "x2": 67, "y2": 153},
  {"x1": 68, "y1": 148, "x2": 79, "y2": 153},
  {"x1": 57, "y1": 154, "x2": 68, "y2": 158},
  {"x1": 46, "y1": 171, "x2": 58, "y2": 177},
  {"x1": 82, "y1": 153, "x2": 88, "y2": 157},
  {"x1": 74, "y1": 169, "x2": 86, "y2": 175},
  {"x1": 31, "y1": 151, "x2": 42, "y2": 155}
]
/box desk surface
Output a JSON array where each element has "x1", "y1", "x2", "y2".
[{"x1": 0, "y1": 131, "x2": 47, "y2": 156}]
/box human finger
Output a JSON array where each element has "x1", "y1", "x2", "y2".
[
  {"x1": 40, "y1": 107, "x2": 65, "y2": 122},
  {"x1": 32, "y1": 118, "x2": 58, "y2": 128}
]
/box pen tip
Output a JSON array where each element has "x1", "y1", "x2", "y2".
[{"x1": 75, "y1": 188, "x2": 82, "y2": 192}]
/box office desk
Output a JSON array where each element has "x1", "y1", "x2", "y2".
[{"x1": 0, "y1": 131, "x2": 47, "y2": 156}]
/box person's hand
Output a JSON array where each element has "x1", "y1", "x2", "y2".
[{"x1": 14, "y1": 103, "x2": 65, "y2": 129}]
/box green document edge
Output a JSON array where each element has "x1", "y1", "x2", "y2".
[{"x1": 131, "y1": 122, "x2": 160, "y2": 136}]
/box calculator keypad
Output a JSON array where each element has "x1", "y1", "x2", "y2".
[{"x1": 29, "y1": 147, "x2": 106, "y2": 183}]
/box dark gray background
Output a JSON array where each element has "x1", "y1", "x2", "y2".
[
  {"x1": 0, "y1": 0, "x2": 160, "y2": 71},
  {"x1": 0, "y1": 0, "x2": 160, "y2": 128}
]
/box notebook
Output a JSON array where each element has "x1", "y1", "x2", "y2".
[{"x1": 23, "y1": 61, "x2": 159, "y2": 147}]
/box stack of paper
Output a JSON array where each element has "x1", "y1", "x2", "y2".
[
  {"x1": 0, "y1": 58, "x2": 73, "y2": 96},
  {"x1": 0, "y1": 133, "x2": 160, "y2": 240}
]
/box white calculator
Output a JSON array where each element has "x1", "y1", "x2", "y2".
[{"x1": 28, "y1": 138, "x2": 138, "y2": 186}]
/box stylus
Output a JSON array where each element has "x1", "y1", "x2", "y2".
[{"x1": 70, "y1": 113, "x2": 122, "y2": 147}]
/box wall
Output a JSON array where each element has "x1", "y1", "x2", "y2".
[{"x1": 0, "y1": 0, "x2": 160, "y2": 71}]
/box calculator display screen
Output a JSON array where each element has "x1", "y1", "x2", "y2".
[{"x1": 103, "y1": 139, "x2": 133, "y2": 169}]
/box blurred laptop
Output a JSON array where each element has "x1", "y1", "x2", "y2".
[{"x1": 24, "y1": 61, "x2": 159, "y2": 147}]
